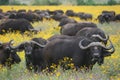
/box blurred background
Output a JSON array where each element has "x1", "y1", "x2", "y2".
[{"x1": 0, "y1": 0, "x2": 120, "y2": 5}]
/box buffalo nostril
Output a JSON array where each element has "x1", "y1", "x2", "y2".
[
  {"x1": 93, "y1": 53, "x2": 100, "y2": 58},
  {"x1": 6, "y1": 47, "x2": 10, "y2": 50}
]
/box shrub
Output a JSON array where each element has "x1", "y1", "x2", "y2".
[
  {"x1": 77, "y1": 0, "x2": 85, "y2": 5},
  {"x1": 107, "y1": 0, "x2": 117, "y2": 5},
  {"x1": 0, "y1": 0, "x2": 9, "y2": 5},
  {"x1": 85, "y1": 0, "x2": 95, "y2": 5},
  {"x1": 48, "y1": 0, "x2": 61, "y2": 5},
  {"x1": 32, "y1": 0, "x2": 49, "y2": 5}
]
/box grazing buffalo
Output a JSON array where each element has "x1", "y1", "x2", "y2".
[
  {"x1": 97, "y1": 14, "x2": 114, "y2": 24},
  {"x1": 78, "y1": 13, "x2": 93, "y2": 20},
  {"x1": 97, "y1": 11, "x2": 115, "y2": 24},
  {"x1": 65, "y1": 10, "x2": 75, "y2": 17},
  {"x1": 9, "y1": 38, "x2": 47, "y2": 72},
  {"x1": 0, "y1": 40, "x2": 21, "y2": 67},
  {"x1": 53, "y1": 10, "x2": 64, "y2": 15},
  {"x1": 42, "y1": 36, "x2": 115, "y2": 71},
  {"x1": 51, "y1": 13, "x2": 68, "y2": 21},
  {"x1": 102, "y1": 10, "x2": 115, "y2": 16},
  {"x1": 61, "y1": 22, "x2": 97, "y2": 36},
  {"x1": 0, "y1": 19, "x2": 37, "y2": 34},
  {"x1": 59, "y1": 18, "x2": 77, "y2": 27},
  {"x1": 9, "y1": 12, "x2": 42, "y2": 23},
  {"x1": 58, "y1": 18, "x2": 77, "y2": 27},
  {"x1": 114, "y1": 14, "x2": 120, "y2": 21}
]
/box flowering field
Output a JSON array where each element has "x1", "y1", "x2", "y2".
[{"x1": 0, "y1": 6, "x2": 120, "y2": 80}]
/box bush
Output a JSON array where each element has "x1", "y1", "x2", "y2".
[
  {"x1": 48, "y1": 0, "x2": 61, "y2": 5},
  {"x1": 77, "y1": 0, "x2": 85, "y2": 5},
  {"x1": 107, "y1": 0, "x2": 117, "y2": 5},
  {"x1": 85, "y1": 0, "x2": 95, "y2": 5},
  {"x1": 32, "y1": 0, "x2": 49, "y2": 5},
  {"x1": 9, "y1": 1, "x2": 22, "y2": 5},
  {"x1": 0, "y1": 0, "x2": 9, "y2": 5}
]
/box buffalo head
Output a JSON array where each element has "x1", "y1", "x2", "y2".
[
  {"x1": 79, "y1": 38, "x2": 115, "y2": 65},
  {"x1": 0, "y1": 40, "x2": 21, "y2": 67},
  {"x1": 9, "y1": 40, "x2": 46, "y2": 55}
]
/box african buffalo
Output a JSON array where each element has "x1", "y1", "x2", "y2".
[
  {"x1": 58, "y1": 18, "x2": 77, "y2": 27},
  {"x1": 102, "y1": 10, "x2": 115, "y2": 16},
  {"x1": 0, "y1": 40, "x2": 21, "y2": 67},
  {"x1": 97, "y1": 11, "x2": 115, "y2": 24},
  {"x1": 9, "y1": 38, "x2": 47, "y2": 72},
  {"x1": 42, "y1": 36, "x2": 115, "y2": 71},
  {"x1": 61, "y1": 22, "x2": 97, "y2": 36},
  {"x1": 0, "y1": 19, "x2": 37, "y2": 34},
  {"x1": 51, "y1": 13, "x2": 68, "y2": 21},
  {"x1": 9, "y1": 12, "x2": 42, "y2": 23},
  {"x1": 65, "y1": 10, "x2": 75, "y2": 17},
  {"x1": 53, "y1": 10, "x2": 64, "y2": 15},
  {"x1": 114, "y1": 14, "x2": 120, "y2": 21},
  {"x1": 78, "y1": 13, "x2": 93, "y2": 20}
]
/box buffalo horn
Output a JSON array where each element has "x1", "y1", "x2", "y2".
[
  {"x1": 79, "y1": 39, "x2": 114, "y2": 50},
  {"x1": 91, "y1": 34, "x2": 109, "y2": 41},
  {"x1": 30, "y1": 40, "x2": 46, "y2": 48},
  {"x1": 9, "y1": 40, "x2": 25, "y2": 50}
]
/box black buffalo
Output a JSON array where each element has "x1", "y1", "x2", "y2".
[
  {"x1": 51, "y1": 13, "x2": 68, "y2": 21},
  {"x1": 9, "y1": 38, "x2": 47, "y2": 72},
  {"x1": 9, "y1": 12, "x2": 42, "y2": 23},
  {"x1": 77, "y1": 13, "x2": 93, "y2": 20},
  {"x1": 52, "y1": 10, "x2": 64, "y2": 15},
  {"x1": 42, "y1": 36, "x2": 115, "y2": 71},
  {"x1": 114, "y1": 14, "x2": 120, "y2": 21},
  {"x1": 58, "y1": 18, "x2": 77, "y2": 27},
  {"x1": 65, "y1": 10, "x2": 75, "y2": 17},
  {"x1": 97, "y1": 14, "x2": 113, "y2": 24},
  {"x1": 0, "y1": 19, "x2": 37, "y2": 34},
  {"x1": 102, "y1": 10, "x2": 115, "y2": 16},
  {"x1": 0, "y1": 40, "x2": 21, "y2": 67},
  {"x1": 61, "y1": 22, "x2": 97, "y2": 36},
  {"x1": 97, "y1": 11, "x2": 115, "y2": 24}
]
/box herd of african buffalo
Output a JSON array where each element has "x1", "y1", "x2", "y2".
[{"x1": 0, "y1": 8, "x2": 118, "y2": 72}]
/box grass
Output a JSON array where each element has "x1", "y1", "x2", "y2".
[{"x1": 0, "y1": 6, "x2": 120, "y2": 80}]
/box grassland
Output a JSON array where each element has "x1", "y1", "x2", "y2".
[{"x1": 0, "y1": 6, "x2": 120, "y2": 80}]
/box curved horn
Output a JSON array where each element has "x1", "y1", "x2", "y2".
[
  {"x1": 91, "y1": 34, "x2": 109, "y2": 41},
  {"x1": 103, "y1": 39, "x2": 114, "y2": 50},
  {"x1": 30, "y1": 40, "x2": 46, "y2": 48},
  {"x1": 79, "y1": 39, "x2": 105, "y2": 49},
  {"x1": 104, "y1": 43, "x2": 115, "y2": 57},
  {"x1": 107, "y1": 46, "x2": 115, "y2": 54},
  {"x1": 79, "y1": 39, "x2": 114, "y2": 50},
  {"x1": 9, "y1": 40, "x2": 25, "y2": 50}
]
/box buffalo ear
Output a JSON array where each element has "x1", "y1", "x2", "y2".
[
  {"x1": 17, "y1": 43, "x2": 25, "y2": 52},
  {"x1": 11, "y1": 52, "x2": 21, "y2": 63}
]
